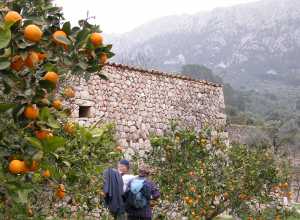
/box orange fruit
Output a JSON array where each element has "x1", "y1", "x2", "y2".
[
  {"x1": 27, "y1": 207, "x2": 33, "y2": 217},
  {"x1": 287, "y1": 191, "x2": 292, "y2": 199},
  {"x1": 90, "y1": 32, "x2": 103, "y2": 46},
  {"x1": 24, "y1": 51, "x2": 39, "y2": 68},
  {"x1": 42, "y1": 169, "x2": 51, "y2": 178},
  {"x1": 115, "y1": 146, "x2": 124, "y2": 152},
  {"x1": 282, "y1": 182, "x2": 289, "y2": 189},
  {"x1": 63, "y1": 87, "x2": 75, "y2": 98},
  {"x1": 275, "y1": 215, "x2": 281, "y2": 220},
  {"x1": 26, "y1": 160, "x2": 39, "y2": 172},
  {"x1": 9, "y1": 160, "x2": 26, "y2": 174},
  {"x1": 52, "y1": 30, "x2": 67, "y2": 46},
  {"x1": 238, "y1": 193, "x2": 247, "y2": 201},
  {"x1": 4, "y1": 11, "x2": 22, "y2": 24},
  {"x1": 24, "y1": 105, "x2": 39, "y2": 120},
  {"x1": 99, "y1": 53, "x2": 108, "y2": 65},
  {"x1": 35, "y1": 130, "x2": 53, "y2": 140},
  {"x1": 11, "y1": 55, "x2": 24, "y2": 71},
  {"x1": 223, "y1": 192, "x2": 229, "y2": 199},
  {"x1": 64, "y1": 122, "x2": 76, "y2": 134},
  {"x1": 199, "y1": 208, "x2": 206, "y2": 216},
  {"x1": 24, "y1": 24, "x2": 43, "y2": 42},
  {"x1": 190, "y1": 186, "x2": 196, "y2": 193},
  {"x1": 189, "y1": 171, "x2": 195, "y2": 177},
  {"x1": 56, "y1": 184, "x2": 65, "y2": 199},
  {"x1": 52, "y1": 99, "x2": 62, "y2": 110},
  {"x1": 37, "y1": 52, "x2": 47, "y2": 61},
  {"x1": 43, "y1": 71, "x2": 59, "y2": 84}
]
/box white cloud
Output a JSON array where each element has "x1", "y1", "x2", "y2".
[{"x1": 54, "y1": 0, "x2": 260, "y2": 34}]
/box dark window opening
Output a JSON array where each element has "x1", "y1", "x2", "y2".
[{"x1": 79, "y1": 106, "x2": 91, "y2": 118}]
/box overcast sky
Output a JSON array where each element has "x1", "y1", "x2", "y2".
[{"x1": 54, "y1": 0, "x2": 260, "y2": 34}]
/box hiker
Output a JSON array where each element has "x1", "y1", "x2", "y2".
[
  {"x1": 103, "y1": 167, "x2": 126, "y2": 220},
  {"x1": 125, "y1": 164, "x2": 160, "y2": 220},
  {"x1": 118, "y1": 159, "x2": 136, "y2": 192}
]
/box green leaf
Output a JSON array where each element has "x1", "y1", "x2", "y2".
[
  {"x1": 17, "y1": 190, "x2": 29, "y2": 204},
  {"x1": 25, "y1": 137, "x2": 43, "y2": 149},
  {"x1": 39, "y1": 80, "x2": 56, "y2": 91},
  {"x1": 48, "y1": 117, "x2": 60, "y2": 129},
  {"x1": 42, "y1": 136, "x2": 66, "y2": 152},
  {"x1": 77, "y1": 61, "x2": 88, "y2": 70},
  {"x1": 63, "y1": 161, "x2": 71, "y2": 167},
  {"x1": 0, "y1": 103, "x2": 15, "y2": 112},
  {"x1": 0, "y1": 60, "x2": 10, "y2": 70},
  {"x1": 0, "y1": 26, "x2": 11, "y2": 49},
  {"x1": 32, "y1": 151, "x2": 44, "y2": 161},
  {"x1": 62, "y1": 21, "x2": 71, "y2": 35},
  {"x1": 76, "y1": 29, "x2": 89, "y2": 46},
  {"x1": 39, "y1": 107, "x2": 50, "y2": 121},
  {"x1": 0, "y1": 48, "x2": 11, "y2": 58},
  {"x1": 43, "y1": 63, "x2": 56, "y2": 72}
]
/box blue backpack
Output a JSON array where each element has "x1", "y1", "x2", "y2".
[{"x1": 127, "y1": 179, "x2": 147, "y2": 209}]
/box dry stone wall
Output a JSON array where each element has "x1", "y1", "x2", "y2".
[{"x1": 71, "y1": 63, "x2": 226, "y2": 151}]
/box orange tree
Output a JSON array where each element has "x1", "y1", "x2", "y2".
[
  {"x1": 0, "y1": 0, "x2": 119, "y2": 218},
  {"x1": 146, "y1": 123, "x2": 291, "y2": 220}
]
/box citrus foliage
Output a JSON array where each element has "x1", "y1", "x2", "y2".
[
  {"x1": 0, "y1": 0, "x2": 117, "y2": 218},
  {"x1": 147, "y1": 123, "x2": 290, "y2": 220}
]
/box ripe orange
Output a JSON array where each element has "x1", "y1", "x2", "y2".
[
  {"x1": 90, "y1": 32, "x2": 103, "y2": 46},
  {"x1": 42, "y1": 169, "x2": 51, "y2": 178},
  {"x1": 238, "y1": 193, "x2": 247, "y2": 201},
  {"x1": 24, "y1": 51, "x2": 39, "y2": 68},
  {"x1": 27, "y1": 207, "x2": 33, "y2": 217},
  {"x1": 11, "y1": 55, "x2": 24, "y2": 71},
  {"x1": 64, "y1": 122, "x2": 76, "y2": 134},
  {"x1": 282, "y1": 182, "x2": 289, "y2": 189},
  {"x1": 115, "y1": 146, "x2": 124, "y2": 152},
  {"x1": 53, "y1": 30, "x2": 67, "y2": 46},
  {"x1": 9, "y1": 160, "x2": 26, "y2": 174},
  {"x1": 35, "y1": 130, "x2": 53, "y2": 140},
  {"x1": 189, "y1": 171, "x2": 195, "y2": 177},
  {"x1": 99, "y1": 53, "x2": 108, "y2": 65},
  {"x1": 199, "y1": 208, "x2": 206, "y2": 216},
  {"x1": 56, "y1": 184, "x2": 65, "y2": 199},
  {"x1": 24, "y1": 105, "x2": 39, "y2": 120},
  {"x1": 24, "y1": 24, "x2": 43, "y2": 42},
  {"x1": 63, "y1": 87, "x2": 75, "y2": 98},
  {"x1": 190, "y1": 186, "x2": 196, "y2": 193},
  {"x1": 52, "y1": 99, "x2": 62, "y2": 110},
  {"x1": 43, "y1": 71, "x2": 59, "y2": 84},
  {"x1": 287, "y1": 191, "x2": 293, "y2": 199},
  {"x1": 4, "y1": 11, "x2": 22, "y2": 24},
  {"x1": 223, "y1": 192, "x2": 229, "y2": 199},
  {"x1": 275, "y1": 215, "x2": 281, "y2": 220},
  {"x1": 37, "y1": 52, "x2": 47, "y2": 61}
]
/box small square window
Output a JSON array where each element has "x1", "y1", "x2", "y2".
[{"x1": 79, "y1": 106, "x2": 91, "y2": 118}]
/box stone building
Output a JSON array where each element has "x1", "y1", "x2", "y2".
[{"x1": 71, "y1": 63, "x2": 226, "y2": 151}]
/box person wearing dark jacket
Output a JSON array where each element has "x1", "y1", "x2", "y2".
[
  {"x1": 125, "y1": 164, "x2": 160, "y2": 220},
  {"x1": 103, "y1": 167, "x2": 125, "y2": 220}
]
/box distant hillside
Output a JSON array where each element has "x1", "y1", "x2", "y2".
[{"x1": 107, "y1": 0, "x2": 300, "y2": 92}]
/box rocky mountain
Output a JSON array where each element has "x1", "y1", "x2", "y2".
[{"x1": 107, "y1": 0, "x2": 300, "y2": 90}]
